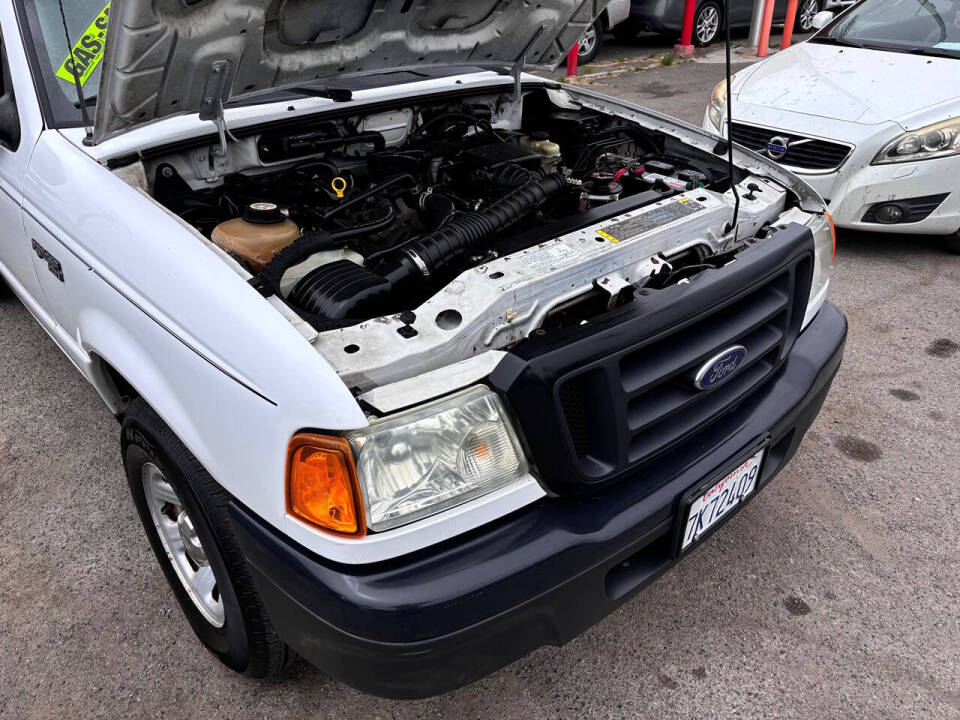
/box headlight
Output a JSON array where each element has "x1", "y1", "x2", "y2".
[
  {"x1": 345, "y1": 386, "x2": 528, "y2": 531},
  {"x1": 873, "y1": 118, "x2": 960, "y2": 164},
  {"x1": 708, "y1": 75, "x2": 735, "y2": 130}
]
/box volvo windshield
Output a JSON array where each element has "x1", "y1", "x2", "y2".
[{"x1": 812, "y1": 0, "x2": 960, "y2": 57}]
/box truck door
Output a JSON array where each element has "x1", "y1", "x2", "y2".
[{"x1": 0, "y1": 27, "x2": 47, "y2": 307}]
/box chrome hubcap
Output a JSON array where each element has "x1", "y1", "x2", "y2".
[
  {"x1": 799, "y1": 0, "x2": 818, "y2": 29},
  {"x1": 696, "y1": 7, "x2": 720, "y2": 44},
  {"x1": 578, "y1": 25, "x2": 597, "y2": 57},
  {"x1": 142, "y1": 463, "x2": 224, "y2": 627}
]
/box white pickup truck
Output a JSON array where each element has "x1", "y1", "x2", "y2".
[{"x1": 0, "y1": 0, "x2": 846, "y2": 698}]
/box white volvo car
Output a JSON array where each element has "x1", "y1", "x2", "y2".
[
  {"x1": 0, "y1": 0, "x2": 845, "y2": 698},
  {"x1": 706, "y1": 0, "x2": 960, "y2": 252}
]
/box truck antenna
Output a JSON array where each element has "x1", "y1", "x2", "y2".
[
  {"x1": 56, "y1": 0, "x2": 95, "y2": 145},
  {"x1": 723, "y1": 1, "x2": 741, "y2": 234}
]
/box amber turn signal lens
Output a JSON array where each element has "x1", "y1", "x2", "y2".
[
  {"x1": 287, "y1": 434, "x2": 365, "y2": 536},
  {"x1": 826, "y1": 213, "x2": 837, "y2": 262}
]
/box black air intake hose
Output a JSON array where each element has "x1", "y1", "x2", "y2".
[
  {"x1": 288, "y1": 172, "x2": 566, "y2": 326},
  {"x1": 376, "y1": 172, "x2": 566, "y2": 287},
  {"x1": 488, "y1": 162, "x2": 539, "y2": 190}
]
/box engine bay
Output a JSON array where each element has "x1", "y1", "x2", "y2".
[{"x1": 142, "y1": 85, "x2": 800, "y2": 391}]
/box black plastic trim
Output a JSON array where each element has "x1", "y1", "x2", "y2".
[
  {"x1": 229, "y1": 302, "x2": 847, "y2": 699},
  {"x1": 490, "y1": 223, "x2": 814, "y2": 494},
  {"x1": 861, "y1": 193, "x2": 950, "y2": 224}
]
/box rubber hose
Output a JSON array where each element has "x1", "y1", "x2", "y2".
[
  {"x1": 491, "y1": 162, "x2": 538, "y2": 190},
  {"x1": 377, "y1": 173, "x2": 565, "y2": 284},
  {"x1": 252, "y1": 232, "x2": 335, "y2": 297},
  {"x1": 252, "y1": 206, "x2": 398, "y2": 296}
]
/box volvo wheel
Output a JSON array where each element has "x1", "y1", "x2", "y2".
[{"x1": 938, "y1": 231, "x2": 960, "y2": 255}]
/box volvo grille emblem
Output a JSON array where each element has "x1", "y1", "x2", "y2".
[
  {"x1": 694, "y1": 346, "x2": 748, "y2": 390},
  {"x1": 765, "y1": 136, "x2": 790, "y2": 160}
]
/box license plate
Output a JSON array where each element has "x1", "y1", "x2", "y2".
[{"x1": 680, "y1": 448, "x2": 766, "y2": 553}]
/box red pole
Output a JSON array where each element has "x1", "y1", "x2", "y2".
[
  {"x1": 781, "y1": 0, "x2": 799, "y2": 50},
  {"x1": 566, "y1": 42, "x2": 579, "y2": 77},
  {"x1": 674, "y1": 0, "x2": 697, "y2": 58},
  {"x1": 756, "y1": 0, "x2": 777, "y2": 57}
]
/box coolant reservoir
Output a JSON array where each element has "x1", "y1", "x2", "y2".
[
  {"x1": 211, "y1": 202, "x2": 300, "y2": 272},
  {"x1": 520, "y1": 132, "x2": 562, "y2": 170}
]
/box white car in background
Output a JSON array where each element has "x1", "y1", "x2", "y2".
[{"x1": 706, "y1": 0, "x2": 960, "y2": 252}]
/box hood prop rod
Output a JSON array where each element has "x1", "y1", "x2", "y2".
[
  {"x1": 56, "y1": 0, "x2": 94, "y2": 145},
  {"x1": 723, "y1": 4, "x2": 741, "y2": 235},
  {"x1": 199, "y1": 60, "x2": 233, "y2": 158},
  {"x1": 511, "y1": 26, "x2": 547, "y2": 101}
]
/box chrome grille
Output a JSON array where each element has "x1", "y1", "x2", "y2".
[{"x1": 731, "y1": 123, "x2": 852, "y2": 172}]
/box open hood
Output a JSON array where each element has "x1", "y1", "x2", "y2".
[{"x1": 93, "y1": 0, "x2": 608, "y2": 144}]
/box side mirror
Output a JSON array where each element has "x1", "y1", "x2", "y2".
[{"x1": 810, "y1": 11, "x2": 835, "y2": 30}]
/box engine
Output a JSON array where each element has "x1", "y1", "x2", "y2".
[{"x1": 153, "y1": 92, "x2": 735, "y2": 331}]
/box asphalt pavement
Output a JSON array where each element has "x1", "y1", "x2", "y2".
[{"x1": 1, "y1": 35, "x2": 959, "y2": 720}]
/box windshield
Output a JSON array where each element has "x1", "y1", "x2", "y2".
[
  {"x1": 18, "y1": 0, "x2": 109, "y2": 126},
  {"x1": 817, "y1": 0, "x2": 960, "y2": 55}
]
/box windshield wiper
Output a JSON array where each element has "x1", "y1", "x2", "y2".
[
  {"x1": 225, "y1": 84, "x2": 354, "y2": 109},
  {"x1": 907, "y1": 46, "x2": 959, "y2": 59},
  {"x1": 808, "y1": 36, "x2": 866, "y2": 48},
  {"x1": 274, "y1": 86, "x2": 353, "y2": 102}
]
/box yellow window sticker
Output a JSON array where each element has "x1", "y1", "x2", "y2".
[
  {"x1": 56, "y1": 3, "x2": 111, "y2": 87},
  {"x1": 596, "y1": 229, "x2": 620, "y2": 244}
]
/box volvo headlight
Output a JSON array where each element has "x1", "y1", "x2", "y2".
[
  {"x1": 345, "y1": 386, "x2": 528, "y2": 531},
  {"x1": 708, "y1": 75, "x2": 735, "y2": 130},
  {"x1": 873, "y1": 118, "x2": 960, "y2": 164}
]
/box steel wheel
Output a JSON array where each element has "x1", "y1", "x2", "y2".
[
  {"x1": 798, "y1": 0, "x2": 820, "y2": 31},
  {"x1": 142, "y1": 461, "x2": 225, "y2": 627},
  {"x1": 695, "y1": 4, "x2": 721, "y2": 46}
]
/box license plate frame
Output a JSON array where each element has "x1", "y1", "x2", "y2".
[{"x1": 674, "y1": 441, "x2": 769, "y2": 557}]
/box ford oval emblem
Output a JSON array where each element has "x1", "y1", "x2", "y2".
[{"x1": 694, "y1": 346, "x2": 748, "y2": 390}]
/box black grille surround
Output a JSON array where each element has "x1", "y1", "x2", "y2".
[
  {"x1": 861, "y1": 193, "x2": 950, "y2": 224},
  {"x1": 730, "y1": 123, "x2": 853, "y2": 172},
  {"x1": 490, "y1": 224, "x2": 815, "y2": 496}
]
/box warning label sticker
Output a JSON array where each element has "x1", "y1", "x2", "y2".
[
  {"x1": 56, "y1": 3, "x2": 111, "y2": 88},
  {"x1": 597, "y1": 199, "x2": 705, "y2": 244},
  {"x1": 519, "y1": 243, "x2": 580, "y2": 274}
]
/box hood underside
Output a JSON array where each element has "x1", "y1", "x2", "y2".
[{"x1": 93, "y1": 0, "x2": 608, "y2": 143}]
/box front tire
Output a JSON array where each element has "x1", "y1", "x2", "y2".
[
  {"x1": 122, "y1": 398, "x2": 294, "y2": 677},
  {"x1": 796, "y1": 0, "x2": 822, "y2": 33},
  {"x1": 577, "y1": 19, "x2": 604, "y2": 64},
  {"x1": 938, "y1": 232, "x2": 960, "y2": 254},
  {"x1": 693, "y1": 2, "x2": 722, "y2": 47}
]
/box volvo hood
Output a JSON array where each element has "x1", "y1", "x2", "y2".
[
  {"x1": 735, "y1": 42, "x2": 959, "y2": 126},
  {"x1": 93, "y1": 0, "x2": 608, "y2": 143}
]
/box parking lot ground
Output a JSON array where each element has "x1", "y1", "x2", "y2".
[{"x1": 2, "y1": 55, "x2": 960, "y2": 720}]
